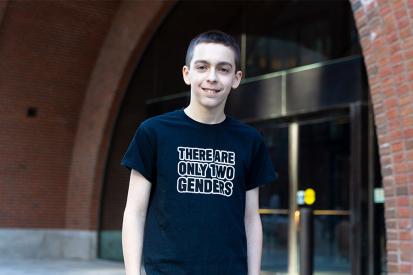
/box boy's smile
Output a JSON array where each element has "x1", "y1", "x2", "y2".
[{"x1": 182, "y1": 43, "x2": 242, "y2": 117}]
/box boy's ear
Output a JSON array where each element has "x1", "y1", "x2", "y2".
[
  {"x1": 231, "y1": 70, "x2": 243, "y2": 89},
  {"x1": 182, "y1": 65, "x2": 191, "y2": 85}
]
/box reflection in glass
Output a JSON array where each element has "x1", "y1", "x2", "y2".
[
  {"x1": 298, "y1": 117, "x2": 351, "y2": 273},
  {"x1": 244, "y1": 1, "x2": 360, "y2": 77},
  {"x1": 299, "y1": 118, "x2": 350, "y2": 210},
  {"x1": 262, "y1": 214, "x2": 289, "y2": 272},
  {"x1": 258, "y1": 124, "x2": 289, "y2": 210},
  {"x1": 310, "y1": 215, "x2": 351, "y2": 273},
  {"x1": 254, "y1": 124, "x2": 289, "y2": 273}
]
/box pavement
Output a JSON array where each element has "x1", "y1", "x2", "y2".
[
  {"x1": 0, "y1": 258, "x2": 127, "y2": 275},
  {"x1": 0, "y1": 259, "x2": 350, "y2": 275}
]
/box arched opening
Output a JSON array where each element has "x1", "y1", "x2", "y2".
[{"x1": 100, "y1": 1, "x2": 386, "y2": 274}]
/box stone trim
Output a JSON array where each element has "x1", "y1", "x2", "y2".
[{"x1": 0, "y1": 228, "x2": 97, "y2": 260}]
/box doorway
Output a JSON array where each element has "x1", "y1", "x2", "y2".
[{"x1": 254, "y1": 112, "x2": 352, "y2": 274}]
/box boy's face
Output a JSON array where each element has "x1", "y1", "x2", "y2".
[{"x1": 182, "y1": 43, "x2": 242, "y2": 112}]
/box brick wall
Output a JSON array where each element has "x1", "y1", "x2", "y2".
[
  {"x1": 350, "y1": 0, "x2": 413, "y2": 273},
  {"x1": 0, "y1": 0, "x2": 119, "y2": 228}
]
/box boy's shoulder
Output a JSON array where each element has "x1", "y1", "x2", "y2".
[
  {"x1": 225, "y1": 115, "x2": 263, "y2": 139},
  {"x1": 139, "y1": 109, "x2": 182, "y2": 129}
]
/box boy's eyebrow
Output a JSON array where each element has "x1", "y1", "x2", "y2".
[{"x1": 193, "y1": 60, "x2": 233, "y2": 68}]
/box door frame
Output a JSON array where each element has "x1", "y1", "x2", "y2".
[{"x1": 254, "y1": 104, "x2": 367, "y2": 274}]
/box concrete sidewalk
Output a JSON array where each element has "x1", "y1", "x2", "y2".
[{"x1": 0, "y1": 258, "x2": 126, "y2": 275}]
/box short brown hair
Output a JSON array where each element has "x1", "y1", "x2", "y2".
[{"x1": 185, "y1": 30, "x2": 241, "y2": 72}]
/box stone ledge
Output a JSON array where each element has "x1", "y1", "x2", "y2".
[{"x1": 0, "y1": 228, "x2": 97, "y2": 260}]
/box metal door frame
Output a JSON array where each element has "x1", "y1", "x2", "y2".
[{"x1": 261, "y1": 106, "x2": 364, "y2": 275}]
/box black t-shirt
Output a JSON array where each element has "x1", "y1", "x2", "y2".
[{"x1": 121, "y1": 109, "x2": 278, "y2": 275}]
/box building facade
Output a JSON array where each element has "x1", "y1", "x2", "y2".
[{"x1": 0, "y1": 0, "x2": 412, "y2": 274}]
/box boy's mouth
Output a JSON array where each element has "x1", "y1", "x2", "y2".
[{"x1": 201, "y1": 87, "x2": 221, "y2": 93}]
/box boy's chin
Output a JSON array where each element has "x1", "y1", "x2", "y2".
[{"x1": 197, "y1": 100, "x2": 225, "y2": 111}]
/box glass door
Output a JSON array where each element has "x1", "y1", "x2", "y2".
[
  {"x1": 298, "y1": 116, "x2": 351, "y2": 274},
  {"x1": 259, "y1": 124, "x2": 290, "y2": 273},
  {"x1": 254, "y1": 113, "x2": 352, "y2": 275}
]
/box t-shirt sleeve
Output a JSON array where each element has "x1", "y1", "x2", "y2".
[
  {"x1": 245, "y1": 134, "x2": 278, "y2": 191},
  {"x1": 120, "y1": 123, "x2": 156, "y2": 183}
]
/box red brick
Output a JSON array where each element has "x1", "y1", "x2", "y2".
[
  {"x1": 377, "y1": 0, "x2": 389, "y2": 6},
  {"x1": 402, "y1": 117, "x2": 413, "y2": 128},
  {"x1": 405, "y1": 48, "x2": 413, "y2": 60},
  {"x1": 387, "y1": 208, "x2": 397, "y2": 219},
  {"x1": 397, "y1": 196, "x2": 409, "y2": 206},
  {"x1": 400, "y1": 105, "x2": 412, "y2": 117},
  {"x1": 394, "y1": 0, "x2": 405, "y2": 7},
  {"x1": 395, "y1": 174, "x2": 408, "y2": 184},
  {"x1": 399, "y1": 94, "x2": 412, "y2": 106},
  {"x1": 387, "y1": 119, "x2": 404, "y2": 131},
  {"x1": 406, "y1": 59, "x2": 413, "y2": 71},
  {"x1": 395, "y1": 72, "x2": 408, "y2": 83},
  {"x1": 395, "y1": 6, "x2": 409, "y2": 18},
  {"x1": 403, "y1": 128, "x2": 413, "y2": 138},
  {"x1": 388, "y1": 230, "x2": 398, "y2": 240},
  {"x1": 408, "y1": 162, "x2": 413, "y2": 173},
  {"x1": 399, "y1": 263, "x2": 412, "y2": 273},
  {"x1": 403, "y1": 36, "x2": 413, "y2": 49},
  {"x1": 396, "y1": 186, "x2": 409, "y2": 196},
  {"x1": 379, "y1": 3, "x2": 391, "y2": 16},
  {"x1": 393, "y1": 152, "x2": 405, "y2": 162},
  {"x1": 400, "y1": 241, "x2": 413, "y2": 251},
  {"x1": 394, "y1": 162, "x2": 408, "y2": 173},
  {"x1": 387, "y1": 241, "x2": 399, "y2": 251},
  {"x1": 387, "y1": 108, "x2": 400, "y2": 120},
  {"x1": 386, "y1": 195, "x2": 396, "y2": 207},
  {"x1": 396, "y1": 16, "x2": 410, "y2": 30},
  {"x1": 407, "y1": 150, "x2": 413, "y2": 161},
  {"x1": 399, "y1": 230, "x2": 412, "y2": 241},
  {"x1": 384, "y1": 97, "x2": 399, "y2": 109},
  {"x1": 392, "y1": 142, "x2": 404, "y2": 152},
  {"x1": 386, "y1": 219, "x2": 397, "y2": 231},
  {"x1": 399, "y1": 219, "x2": 412, "y2": 229},
  {"x1": 388, "y1": 263, "x2": 399, "y2": 272},
  {"x1": 407, "y1": 139, "x2": 413, "y2": 150}
]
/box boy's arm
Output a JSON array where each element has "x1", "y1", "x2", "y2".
[
  {"x1": 245, "y1": 187, "x2": 262, "y2": 275},
  {"x1": 122, "y1": 169, "x2": 152, "y2": 275}
]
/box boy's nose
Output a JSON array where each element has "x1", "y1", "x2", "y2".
[{"x1": 207, "y1": 69, "x2": 217, "y2": 82}]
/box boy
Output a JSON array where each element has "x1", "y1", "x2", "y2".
[{"x1": 121, "y1": 30, "x2": 278, "y2": 275}]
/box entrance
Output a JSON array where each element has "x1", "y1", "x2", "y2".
[{"x1": 254, "y1": 113, "x2": 352, "y2": 274}]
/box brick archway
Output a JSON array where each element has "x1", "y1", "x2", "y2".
[
  {"x1": 349, "y1": 0, "x2": 413, "y2": 273},
  {"x1": 65, "y1": 1, "x2": 175, "y2": 232},
  {"x1": 67, "y1": 0, "x2": 413, "y2": 271}
]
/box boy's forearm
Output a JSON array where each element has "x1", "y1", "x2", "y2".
[
  {"x1": 245, "y1": 212, "x2": 263, "y2": 275},
  {"x1": 122, "y1": 210, "x2": 146, "y2": 275}
]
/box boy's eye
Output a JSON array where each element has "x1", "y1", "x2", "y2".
[
  {"x1": 219, "y1": 67, "x2": 230, "y2": 73},
  {"x1": 196, "y1": 65, "x2": 207, "y2": 71}
]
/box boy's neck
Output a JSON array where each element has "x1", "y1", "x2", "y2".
[{"x1": 184, "y1": 105, "x2": 226, "y2": 125}]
